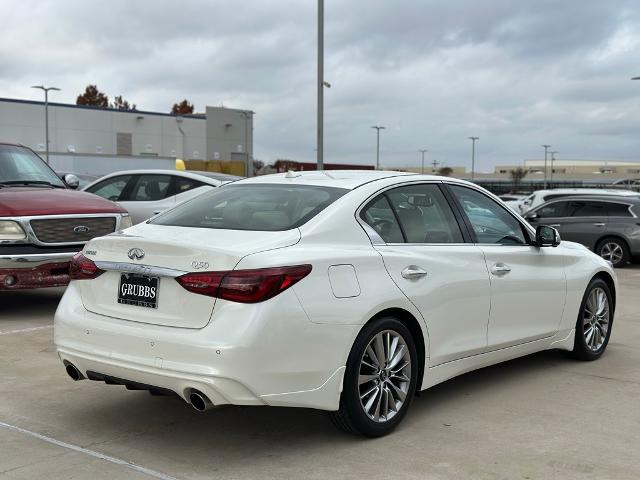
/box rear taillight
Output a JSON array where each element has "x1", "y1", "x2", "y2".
[
  {"x1": 176, "y1": 265, "x2": 312, "y2": 303},
  {"x1": 69, "y1": 252, "x2": 104, "y2": 280}
]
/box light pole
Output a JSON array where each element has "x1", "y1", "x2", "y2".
[
  {"x1": 542, "y1": 144, "x2": 551, "y2": 189},
  {"x1": 240, "y1": 110, "x2": 255, "y2": 177},
  {"x1": 31, "y1": 85, "x2": 60, "y2": 164},
  {"x1": 468, "y1": 136, "x2": 479, "y2": 181},
  {"x1": 549, "y1": 151, "x2": 558, "y2": 185},
  {"x1": 371, "y1": 126, "x2": 385, "y2": 170},
  {"x1": 419, "y1": 149, "x2": 428, "y2": 174},
  {"x1": 317, "y1": 0, "x2": 324, "y2": 170}
]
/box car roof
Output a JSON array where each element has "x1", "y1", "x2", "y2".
[
  {"x1": 535, "y1": 188, "x2": 639, "y2": 196},
  {"x1": 228, "y1": 170, "x2": 459, "y2": 190},
  {"x1": 82, "y1": 169, "x2": 223, "y2": 189},
  {"x1": 541, "y1": 195, "x2": 640, "y2": 204}
]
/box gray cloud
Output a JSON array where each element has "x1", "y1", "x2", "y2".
[{"x1": 1, "y1": 0, "x2": 640, "y2": 170}]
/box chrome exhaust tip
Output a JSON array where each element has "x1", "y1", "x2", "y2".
[
  {"x1": 189, "y1": 390, "x2": 213, "y2": 412},
  {"x1": 65, "y1": 364, "x2": 83, "y2": 381}
]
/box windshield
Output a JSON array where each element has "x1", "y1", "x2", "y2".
[
  {"x1": 0, "y1": 145, "x2": 65, "y2": 187},
  {"x1": 151, "y1": 183, "x2": 348, "y2": 231}
]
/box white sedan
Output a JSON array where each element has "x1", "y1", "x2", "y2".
[
  {"x1": 55, "y1": 171, "x2": 616, "y2": 437},
  {"x1": 83, "y1": 169, "x2": 241, "y2": 224}
]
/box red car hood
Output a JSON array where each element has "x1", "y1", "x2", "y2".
[{"x1": 0, "y1": 187, "x2": 125, "y2": 216}]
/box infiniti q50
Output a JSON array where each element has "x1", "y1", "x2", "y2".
[{"x1": 54, "y1": 171, "x2": 616, "y2": 436}]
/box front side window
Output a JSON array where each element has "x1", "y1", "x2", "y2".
[
  {"x1": 86, "y1": 175, "x2": 132, "y2": 201},
  {"x1": 536, "y1": 201, "x2": 568, "y2": 218},
  {"x1": 176, "y1": 177, "x2": 206, "y2": 194},
  {"x1": 449, "y1": 185, "x2": 527, "y2": 245},
  {"x1": 130, "y1": 174, "x2": 173, "y2": 201},
  {"x1": 152, "y1": 184, "x2": 347, "y2": 231}
]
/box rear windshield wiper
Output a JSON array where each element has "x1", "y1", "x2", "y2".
[{"x1": 0, "y1": 180, "x2": 65, "y2": 188}]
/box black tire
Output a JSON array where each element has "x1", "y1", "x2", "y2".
[
  {"x1": 596, "y1": 237, "x2": 629, "y2": 268},
  {"x1": 330, "y1": 317, "x2": 418, "y2": 437},
  {"x1": 571, "y1": 278, "x2": 614, "y2": 361}
]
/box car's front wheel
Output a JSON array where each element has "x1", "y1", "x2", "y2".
[
  {"x1": 330, "y1": 317, "x2": 418, "y2": 437},
  {"x1": 572, "y1": 278, "x2": 613, "y2": 361}
]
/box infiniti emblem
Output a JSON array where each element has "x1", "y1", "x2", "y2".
[
  {"x1": 127, "y1": 248, "x2": 145, "y2": 261},
  {"x1": 73, "y1": 225, "x2": 91, "y2": 234}
]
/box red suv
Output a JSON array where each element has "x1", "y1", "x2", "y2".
[{"x1": 0, "y1": 143, "x2": 131, "y2": 290}]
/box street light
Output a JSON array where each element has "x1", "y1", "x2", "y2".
[
  {"x1": 549, "y1": 151, "x2": 558, "y2": 185},
  {"x1": 240, "y1": 110, "x2": 255, "y2": 177},
  {"x1": 542, "y1": 144, "x2": 551, "y2": 189},
  {"x1": 418, "y1": 149, "x2": 428, "y2": 174},
  {"x1": 468, "y1": 137, "x2": 479, "y2": 181},
  {"x1": 317, "y1": 0, "x2": 324, "y2": 170},
  {"x1": 31, "y1": 85, "x2": 60, "y2": 164},
  {"x1": 371, "y1": 126, "x2": 386, "y2": 170}
]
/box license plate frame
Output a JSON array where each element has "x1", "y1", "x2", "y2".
[{"x1": 117, "y1": 273, "x2": 159, "y2": 309}]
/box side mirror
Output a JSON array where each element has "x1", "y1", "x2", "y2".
[
  {"x1": 525, "y1": 212, "x2": 539, "y2": 222},
  {"x1": 63, "y1": 173, "x2": 80, "y2": 189},
  {"x1": 535, "y1": 225, "x2": 560, "y2": 247}
]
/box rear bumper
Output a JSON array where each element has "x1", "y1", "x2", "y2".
[
  {"x1": 0, "y1": 252, "x2": 74, "y2": 289},
  {"x1": 54, "y1": 283, "x2": 356, "y2": 411}
]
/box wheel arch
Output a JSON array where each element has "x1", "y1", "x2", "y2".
[
  {"x1": 364, "y1": 307, "x2": 427, "y2": 391},
  {"x1": 591, "y1": 271, "x2": 617, "y2": 313}
]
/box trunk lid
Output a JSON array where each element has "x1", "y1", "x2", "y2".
[{"x1": 76, "y1": 223, "x2": 300, "y2": 328}]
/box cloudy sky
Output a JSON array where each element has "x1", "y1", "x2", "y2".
[{"x1": 1, "y1": 0, "x2": 640, "y2": 171}]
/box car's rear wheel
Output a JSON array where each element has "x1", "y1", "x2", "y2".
[
  {"x1": 572, "y1": 278, "x2": 613, "y2": 361},
  {"x1": 330, "y1": 317, "x2": 418, "y2": 437},
  {"x1": 596, "y1": 237, "x2": 629, "y2": 268}
]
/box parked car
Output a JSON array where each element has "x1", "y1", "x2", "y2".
[
  {"x1": 55, "y1": 171, "x2": 100, "y2": 190},
  {"x1": 612, "y1": 178, "x2": 640, "y2": 187},
  {"x1": 55, "y1": 171, "x2": 616, "y2": 437},
  {"x1": 525, "y1": 195, "x2": 640, "y2": 267},
  {"x1": 0, "y1": 143, "x2": 130, "y2": 290},
  {"x1": 516, "y1": 188, "x2": 639, "y2": 214},
  {"x1": 498, "y1": 194, "x2": 526, "y2": 212},
  {"x1": 83, "y1": 170, "x2": 236, "y2": 224}
]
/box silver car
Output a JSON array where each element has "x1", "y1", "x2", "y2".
[{"x1": 525, "y1": 195, "x2": 640, "y2": 267}]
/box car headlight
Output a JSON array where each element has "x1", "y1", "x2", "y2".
[
  {"x1": 0, "y1": 220, "x2": 26, "y2": 240},
  {"x1": 119, "y1": 215, "x2": 132, "y2": 229}
]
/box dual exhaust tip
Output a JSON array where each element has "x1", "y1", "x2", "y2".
[{"x1": 64, "y1": 363, "x2": 213, "y2": 412}]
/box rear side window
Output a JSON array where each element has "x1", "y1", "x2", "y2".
[
  {"x1": 607, "y1": 203, "x2": 633, "y2": 217},
  {"x1": 360, "y1": 195, "x2": 404, "y2": 243},
  {"x1": 152, "y1": 184, "x2": 347, "y2": 231},
  {"x1": 565, "y1": 201, "x2": 606, "y2": 217}
]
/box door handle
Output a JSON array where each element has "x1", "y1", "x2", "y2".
[
  {"x1": 401, "y1": 266, "x2": 427, "y2": 280},
  {"x1": 490, "y1": 263, "x2": 511, "y2": 275},
  {"x1": 593, "y1": 223, "x2": 605, "y2": 227}
]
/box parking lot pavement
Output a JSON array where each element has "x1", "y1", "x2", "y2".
[{"x1": 1, "y1": 270, "x2": 639, "y2": 480}]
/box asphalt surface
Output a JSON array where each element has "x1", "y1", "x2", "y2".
[{"x1": 1, "y1": 268, "x2": 639, "y2": 480}]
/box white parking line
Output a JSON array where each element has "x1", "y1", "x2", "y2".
[
  {"x1": 0, "y1": 325, "x2": 53, "y2": 336},
  {"x1": 0, "y1": 421, "x2": 180, "y2": 480}
]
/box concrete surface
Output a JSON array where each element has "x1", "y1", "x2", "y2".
[{"x1": 1, "y1": 269, "x2": 639, "y2": 480}]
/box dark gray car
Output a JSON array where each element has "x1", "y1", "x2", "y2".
[{"x1": 525, "y1": 195, "x2": 640, "y2": 267}]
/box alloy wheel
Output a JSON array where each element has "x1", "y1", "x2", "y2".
[
  {"x1": 600, "y1": 242, "x2": 624, "y2": 265},
  {"x1": 358, "y1": 330, "x2": 411, "y2": 423},
  {"x1": 582, "y1": 287, "x2": 610, "y2": 352}
]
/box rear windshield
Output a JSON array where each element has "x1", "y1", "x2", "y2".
[{"x1": 151, "y1": 183, "x2": 348, "y2": 231}]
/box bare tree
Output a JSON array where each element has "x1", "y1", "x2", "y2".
[{"x1": 510, "y1": 167, "x2": 528, "y2": 191}]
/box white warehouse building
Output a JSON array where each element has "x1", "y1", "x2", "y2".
[{"x1": 0, "y1": 97, "x2": 253, "y2": 175}]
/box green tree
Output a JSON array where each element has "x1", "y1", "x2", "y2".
[
  {"x1": 437, "y1": 166, "x2": 453, "y2": 177},
  {"x1": 171, "y1": 99, "x2": 194, "y2": 115},
  {"x1": 76, "y1": 84, "x2": 109, "y2": 107}
]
